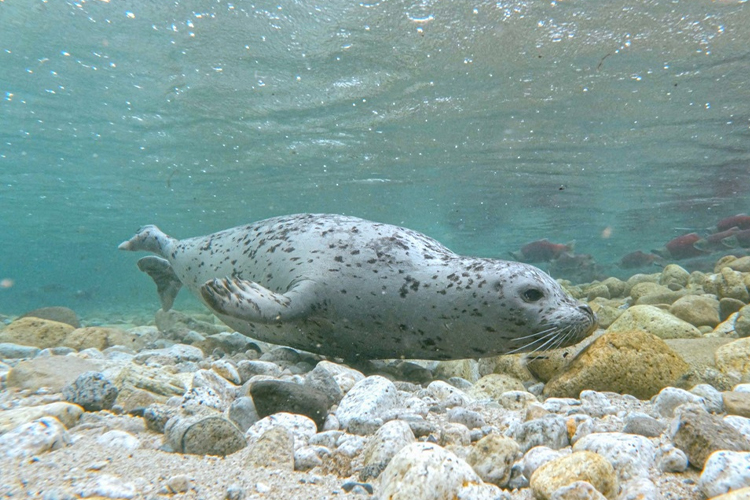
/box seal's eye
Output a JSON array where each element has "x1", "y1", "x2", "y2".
[{"x1": 522, "y1": 288, "x2": 544, "y2": 302}]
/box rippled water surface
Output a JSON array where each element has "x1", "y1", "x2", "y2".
[{"x1": 2, "y1": 0, "x2": 750, "y2": 314}]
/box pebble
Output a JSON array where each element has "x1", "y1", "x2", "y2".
[
  {"x1": 165, "y1": 412, "x2": 246, "y2": 456},
  {"x1": 335, "y1": 375, "x2": 401, "y2": 431},
  {"x1": 549, "y1": 480, "x2": 606, "y2": 500},
  {"x1": 76, "y1": 473, "x2": 137, "y2": 499},
  {"x1": 165, "y1": 474, "x2": 191, "y2": 493},
  {"x1": 211, "y1": 359, "x2": 241, "y2": 385},
  {"x1": 691, "y1": 383, "x2": 725, "y2": 413},
  {"x1": 360, "y1": 419, "x2": 415, "y2": 480},
  {"x1": 96, "y1": 430, "x2": 140, "y2": 450},
  {"x1": 236, "y1": 359, "x2": 283, "y2": 383},
  {"x1": 133, "y1": 343, "x2": 204, "y2": 365},
  {"x1": 0, "y1": 416, "x2": 71, "y2": 457},
  {"x1": 62, "y1": 371, "x2": 119, "y2": 411},
  {"x1": 573, "y1": 432, "x2": 656, "y2": 481},
  {"x1": 513, "y1": 415, "x2": 570, "y2": 452},
  {"x1": 377, "y1": 442, "x2": 501, "y2": 500},
  {"x1": 699, "y1": 450, "x2": 750, "y2": 498},
  {"x1": 622, "y1": 412, "x2": 665, "y2": 438},
  {"x1": 446, "y1": 407, "x2": 486, "y2": 429},
  {"x1": 0, "y1": 402, "x2": 83, "y2": 433},
  {"x1": 225, "y1": 484, "x2": 246, "y2": 500},
  {"x1": 530, "y1": 451, "x2": 618, "y2": 500},
  {"x1": 652, "y1": 386, "x2": 706, "y2": 417},
  {"x1": 246, "y1": 412, "x2": 317, "y2": 450},
  {"x1": 465, "y1": 433, "x2": 521, "y2": 487},
  {"x1": 304, "y1": 362, "x2": 344, "y2": 406},
  {"x1": 246, "y1": 425, "x2": 294, "y2": 470},
  {"x1": 249, "y1": 379, "x2": 330, "y2": 430},
  {"x1": 723, "y1": 391, "x2": 750, "y2": 418},
  {"x1": 656, "y1": 445, "x2": 689, "y2": 473},
  {"x1": 0, "y1": 342, "x2": 41, "y2": 359},
  {"x1": 227, "y1": 396, "x2": 259, "y2": 432},
  {"x1": 724, "y1": 415, "x2": 750, "y2": 441}
]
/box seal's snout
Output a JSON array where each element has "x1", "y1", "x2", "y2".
[{"x1": 578, "y1": 303, "x2": 594, "y2": 318}]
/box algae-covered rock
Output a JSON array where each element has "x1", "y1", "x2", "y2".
[
  {"x1": 0, "y1": 317, "x2": 75, "y2": 349},
  {"x1": 543, "y1": 330, "x2": 689, "y2": 400},
  {"x1": 716, "y1": 338, "x2": 750, "y2": 382},
  {"x1": 669, "y1": 295, "x2": 720, "y2": 328}
]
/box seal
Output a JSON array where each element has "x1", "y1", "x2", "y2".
[{"x1": 119, "y1": 214, "x2": 597, "y2": 360}]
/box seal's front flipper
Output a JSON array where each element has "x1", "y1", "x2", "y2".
[
  {"x1": 200, "y1": 277, "x2": 316, "y2": 323},
  {"x1": 136, "y1": 256, "x2": 183, "y2": 311}
]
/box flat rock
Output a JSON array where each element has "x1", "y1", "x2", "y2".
[
  {"x1": 19, "y1": 306, "x2": 80, "y2": 328},
  {"x1": 245, "y1": 425, "x2": 294, "y2": 470},
  {"x1": 653, "y1": 387, "x2": 706, "y2": 417},
  {"x1": 63, "y1": 326, "x2": 143, "y2": 351},
  {"x1": 114, "y1": 364, "x2": 187, "y2": 397},
  {"x1": 529, "y1": 451, "x2": 618, "y2": 500},
  {"x1": 543, "y1": 330, "x2": 689, "y2": 400},
  {"x1": 165, "y1": 412, "x2": 246, "y2": 456},
  {"x1": 606, "y1": 305, "x2": 702, "y2": 339},
  {"x1": 0, "y1": 317, "x2": 76, "y2": 349},
  {"x1": 250, "y1": 379, "x2": 330, "y2": 430},
  {"x1": 0, "y1": 343, "x2": 41, "y2": 359},
  {"x1": 0, "y1": 402, "x2": 83, "y2": 434},
  {"x1": 7, "y1": 355, "x2": 98, "y2": 392},
  {"x1": 723, "y1": 391, "x2": 750, "y2": 418},
  {"x1": 670, "y1": 403, "x2": 750, "y2": 468}
]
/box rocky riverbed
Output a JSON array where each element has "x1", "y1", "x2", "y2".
[{"x1": 3, "y1": 255, "x2": 750, "y2": 499}]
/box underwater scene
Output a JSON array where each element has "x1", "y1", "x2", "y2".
[{"x1": 2, "y1": 1, "x2": 750, "y2": 499}]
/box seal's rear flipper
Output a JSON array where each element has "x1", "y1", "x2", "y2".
[
  {"x1": 201, "y1": 277, "x2": 316, "y2": 324},
  {"x1": 136, "y1": 256, "x2": 183, "y2": 311},
  {"x1": 119, "y1": 225, "x2": 175, "y2": 256}
]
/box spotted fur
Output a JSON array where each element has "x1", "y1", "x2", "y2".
[{"x1": 120, "y1": 214, "x2": 597, "y2": 360}]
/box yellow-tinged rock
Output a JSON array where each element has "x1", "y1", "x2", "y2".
[
  {"x1": 606, "y1": 305, "x2": 702, "y2": 339},
  {"x1": 544, "y1": 330, "x2": 689, "y2": 400},
  {"x1": 63, "y1": 327, "x2": 143, "y2": 351},
  {"x1": 0, "y1": 317, "x2": 75, "y2": 349},
  {"x1": 530, "y1": 450, "x2": 618, "y2": 500},
  {"x1": 716, "y1": 337, "x2": 750, "y2": 383}
]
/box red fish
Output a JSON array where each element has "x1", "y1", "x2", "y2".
[
  {"x1": 511, "y1": 239, "x2": 574, "y2": 263},
  {"x1": 693, "y1": 227, "x2": 741, "y2": 252},
  {"x1": 658, "y1": 233, "x2": 708, "y2": 260},
  {"x1": 716, "y1": 214, "x2": 750, "y2": 232},
  {"x1": 618, "y1": 251, "x2": 661, "y2": 269},
  {"x1": 734, "y1": 229, "x2": 750, "y2": 248}
]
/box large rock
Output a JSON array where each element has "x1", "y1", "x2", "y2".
[
  {"x1": 606, "y1": 305, "x2": 702, "y2": 339},
  {"x1": 543, "y1": 330, "x2": 689, "y2": 400},
  {"x1": 465, "y1": 433, "x2": 521, "y2": 487},
  {"x1": 19, "y1": 306, "x2": 80, "y2": 328},
  {"x1": 529, "y1": 451, "x2": 618, "y2": 500},
  {"x1": 360, "y1": 420, "x2": 416, "y2": 481},
  {"x1": 716, "y1": 337, "x2": 750, "y2": 382},
  {"x1": 0, "y1": 417, "x2": 71, "y2": 458},
  {"x1": 335, "y1": 376, "x2": 400, "y2": 431},
  {"x1": 62, "y1": 372, "x2": 119, "y2": 411},
  {"x1": 249, "y1": 379, "x2": 330, "y2": 430},
  {"x1": 7, "y1": 356, "x2": 98, "y2": 392},
  {"x1": 63, "y1": 327, "x2": 143, "y2": 351},
  {"x1": 377, "y1": 442, "x2": 501, "y2": 500},
  {"x1": 0, "y1": 317, "x2": 75, "y2": 349},
  {"x1": 699, "y1": 451, "x2": 750, "y2": 498},
  {"x1": 165, "y1": 411, "x2": 246, "y2": 456}
]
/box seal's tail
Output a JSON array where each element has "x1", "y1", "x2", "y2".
[{"x1": 118, "y1": 225, "x2": 174, "y2": 256}]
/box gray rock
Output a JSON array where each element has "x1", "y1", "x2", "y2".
[
  {"x1": 670, "y1": 403, "x2": 750, "y2": 468},
  {"x1": 690, "y1": 383, "x2": 725, "y2": 413},
  {"x1": 446, "y1": 407, "x2": 486, "y2": 429},
  {"x1": 165, "y1": 412, "x2": 246, "y2": 456},
  {"x1": 249, "y1": 379, "x2": 330, "y2": 430},
  {"x1": 245, "y1": 425, "x2": 294, "y2": 470},
  {"x1": 20, "y1": 306, "x2": 80, "y2": 328},
  {"x1": 143, "y1": 404, "x2": 178, "y2": 433},
  {"x1": 657, "y1": 445, "x2": 688, "y2": 473},
  {"x1": 227, "y1": 396, "x2": 259, "y2": 432},
  {"x1": 96, "y1": 430, "x2": 140, "y2": 450},
  {"x1": 699, "y1": 451, "x2": 750, "y2": 498},
  {"x1": 617, "y1": 478, "x2": 660, "y2": 500},
  {"x1": 335, "y1": 376, "x2": 401, "y2": 431},
  {"x1": 62, "y1": 371, "x2": 118, "y2": 411},
  {"x1": 513, "y1": 416, "x2": 570, "y2": 453},
  {"x1": 305, "y1": 362, "x2": 344, "y2": 406},
  {"x1": 623, "y1": 412, "x2": 665, "y2": 438},
  {"x1": 134, "y1": 343, "x2": 204, "y2": 365},
  {"x1": 0, "y1": 417, "x2": 71, "y2": 457},
  {"x1": 653, "y1": 386, "x2": 706, "y2": 417},
  {"x1": 225, "y1": 484, "x2": 246, "y2": 500},
  {"x1": 0, "y1": 343, "x2": 41, "y2": 359},
  {"x1": 236, "y1": 360, "x2": 283, "y2": 383},
  {"x1": 573, "y1": 432, "x2": 656, "y2": 481},
  {"x1": 465, "y1": 433, "x2": 521, "y2": 487},
  {"x1": 245, "y1": 413, "x2": 317, "y2": 450},
  {"x1": 724, "y1": 415, "x2": 750, "y2": 441}
]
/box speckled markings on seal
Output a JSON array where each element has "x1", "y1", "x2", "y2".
[{"x1": 119, "y1": 213, "x2": 597, "y2": 360}]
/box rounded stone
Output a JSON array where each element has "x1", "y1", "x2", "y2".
[
  {"x1": 573, "y1": 432, "x2": 656, "y2": 482},
  {"x1": 716, "y1": 337, "x2": 750, "y2": 382},
  {"x1": 467, "y1": 373, "x2": 525, "y2": 400},
  {"x1": 19, "y1": 306, "x2": 80, "y2": 328},
  {"x1": 62, "y1": 371, "x2": 118, "y2": 411},
  {"x1": 245, "y1": 425, "x2": 294, "y2": 470},
  {"x1": 543, "y1": 330, "x2": 689, "y2": 400},
  {"x1": 670, "y1": 404, "x2": 750, "y2": 468},
  {"x1": 63, "y1": 327, "x2": 142, "y2": 351},
  {"x1": 530, "y1": 451, "x2": 618, "y2": 500},
  {"x1": 165, "y1": 413, "x2": 246, "y2": 456},
  {"x1": 360, "y1": 419, "x2": 415, "y2": 480},
  {"x1": 660, "y1": 264, "x2": 690, "y2": 290},
  {"x1": 699, "y1": 450, "x2": 750, "y2": 498},
  {"x1": 669, "y1": 295, "x2": 720, "y2": 328},
  {"x1": 0, "y1": 417, "x2": 71, "y2": 458},
  {"x1": 465, "y1": 433, "x2": 522, "y2": 487},
  {"x1": 335, "y1": 376, "x2": 400, "y2": 431},
  {"x1": 250, "y1": 379, "x2": 330, "y2": 430},
  {"x1": 606, "y1": 305, "x2": 702, "y2": 339}
]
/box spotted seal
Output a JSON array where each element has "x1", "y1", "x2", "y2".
[{"x1": 119, "y1": 214, "x2": 596, "y2": 360}]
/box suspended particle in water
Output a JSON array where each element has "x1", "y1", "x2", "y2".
[{"x1": 0, "y1": 278, "x2": 14, "y2": 289}]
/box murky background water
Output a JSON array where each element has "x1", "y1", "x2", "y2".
[{"x1": 1, "y1": 0, "x2": 749, "y2": 315}]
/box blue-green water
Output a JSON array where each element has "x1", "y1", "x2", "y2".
[{"x1": 1, "y1": 0, "x2": 749, "y2": 315}]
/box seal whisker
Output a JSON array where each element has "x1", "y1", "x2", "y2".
[{"x1": 506, "y1": 326, "x2": 564, "y2": 354}]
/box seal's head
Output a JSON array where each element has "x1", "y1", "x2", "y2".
[{"x1": 489, "y1": 261, "x2": 597, "y2": 353}]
